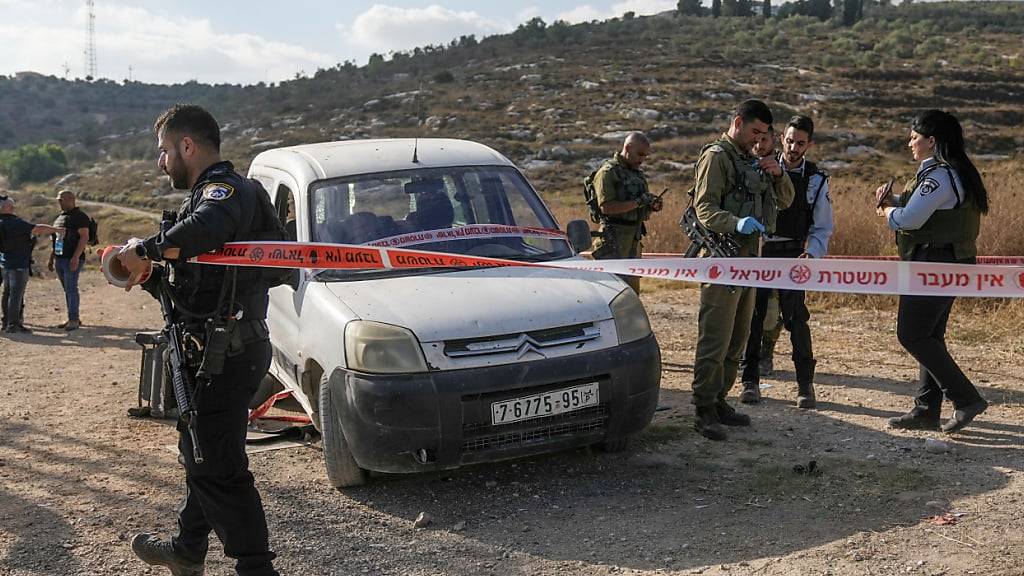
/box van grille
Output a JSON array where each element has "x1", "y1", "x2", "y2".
[
  {"x1": 444, "y1": 323, "x2": 599, "y2": 358},
  {"x1": 461, "y1": 404, "x2": 608, "y2": 453}
]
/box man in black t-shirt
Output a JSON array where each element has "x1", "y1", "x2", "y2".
[
  {"x1": 48, "y1": 190, "x2": 91, "y2": 331},
  {"x1": 0, "y1": 195, "x2": 63, "y2": 333}
]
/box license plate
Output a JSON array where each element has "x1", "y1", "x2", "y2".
[{"x1": 491, "y1": 382, "x2": 599, "y2": 426}]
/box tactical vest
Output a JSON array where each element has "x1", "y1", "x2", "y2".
[
  {"x1": 896, "y1": 162, "x2": 980, "y2": 261},
  {"x1": 694, "y1": 138, "x2": 778, "y2": 236},
  {"x1": 773, "y1": 160, "x2": 826, "y2": 242},
  {"x1": 589, "y1": 157, "x2": 649, "y2": 226},
  {"x1": 0, "y1": 214, "x2": 34, "y2": 261}
]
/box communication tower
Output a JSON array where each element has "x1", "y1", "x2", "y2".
[{"x1": 84, "y1": 0, "x2": 97, "y2": 79}]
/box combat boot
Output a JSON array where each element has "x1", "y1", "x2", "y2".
[
  {"x1": 694, "y1": 406, "x2": 727, "y2": 441},
  {"x1": 716, "y1": 401, "x2": 751, "y2": 426},
  {"x1": 131, "y1": 534, "x2": 205, "y2": 576},
  {"x1": 795, "y1": 360, "x2": 817, "y2": 409},
  {"x1": 739, "y1": 381, "x2": 761, "y2": 404}
]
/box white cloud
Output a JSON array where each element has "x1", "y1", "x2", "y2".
[
  {"x1": 339, "y1": 4, "x2": 509, "y2": 55},
  {"x1": 557, "y1": 0, "x2": 677, "y2": 23},
  {"x1": 0, "y1": 1, "x2": 335, "y2": 84}
]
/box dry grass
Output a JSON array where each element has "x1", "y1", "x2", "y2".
[{"x1": 547, "y1": 158, "x2": 1024, "y2": 329}]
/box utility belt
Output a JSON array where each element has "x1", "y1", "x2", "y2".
[
  {"x1": 762, "y1": 239, "x2": 804, "y2": 256},
  {"x1": 603, "y1": 216, "x2": 640, "y2": 227},
  {"x1": 177, "y1": 318, "x2": 269, "y2": 370}
]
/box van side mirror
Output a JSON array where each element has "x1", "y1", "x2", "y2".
[{"x1": 566, "y1": 220, "x2": 593, "y2": 253}]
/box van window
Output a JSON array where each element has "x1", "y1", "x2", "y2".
[{"x1": 308, "y1": 166, "x2": 571, "y2": 271}]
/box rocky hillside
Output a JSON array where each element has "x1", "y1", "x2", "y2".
[{"x1": 3, "y1": 1, "x2": 1023, "y2": 211}]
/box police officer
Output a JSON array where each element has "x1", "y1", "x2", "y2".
[
  {"x1": 877, "y1": 109, "x2": 989, "y2": 434},
  {"x1": 116, "y1": 104, "x2": 282, "y2": 576},
  {"x1": 740, "y1": 115, "x2": 834, "y2": 408},
  {"x1": 589, "y1": 131, "x2": 663, "y2": 293},
  {"x1": 690, "y1": 100, "x2": 795, "y2": 441}
]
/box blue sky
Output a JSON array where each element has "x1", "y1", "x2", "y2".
[{"x1": 0, "y1": 0, "x2": 677, "y2": 84}]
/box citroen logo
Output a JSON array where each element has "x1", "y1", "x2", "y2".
[{"x1": 513, "y1": 335, "x2": 547, "y2": 359}]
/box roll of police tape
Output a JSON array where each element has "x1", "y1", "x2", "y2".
[
  {"x1": 100, "y1": 244, "x2": 152, "y2": 289},
  {"x1": 173, "y1": 241, "x2": 1024, "y2": 299}
]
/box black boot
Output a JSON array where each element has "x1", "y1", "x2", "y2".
[
  {"x1": 694, "y1": 406, "x2": 727, "y2": 441},
  {"x1": 131, "y1": 534, "x2": 205, "y2": 576},
  {"x1": 795, "y1": 359, "x2": 817, "y2": 409},
  {"x1": 888, "y1": 409, "x2": 941, "y2": 431},
  {"x1": 739, "y1": 381, "x2": 761, "y2": 404},
  {"x1": 716, "y1": 401, "x2": 751, "y2": 427}
]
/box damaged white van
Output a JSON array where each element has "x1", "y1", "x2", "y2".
[{"x1": 248, "y1": 138, "x2": 660, "y2": 488}]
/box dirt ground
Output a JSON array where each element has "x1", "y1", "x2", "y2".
[{"x1": 2, "y1": 271, "x2": 1023, "y2": 576}]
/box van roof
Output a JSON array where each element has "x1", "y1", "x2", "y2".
[{"x1": 249, "y1": 138, "x2": 516, "y2": 182}]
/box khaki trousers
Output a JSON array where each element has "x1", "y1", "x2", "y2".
[{"x1": 691, "y1": 283, "x2": 756, "y2": 408}]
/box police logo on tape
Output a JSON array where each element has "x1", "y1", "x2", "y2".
[
  {"x1": 790, "y1": 264, "x2": 812, "y2": 285},
  {"x1": 202, "y1": 182, "x2": 235, "y2": 201},
  {"x1": 1016, "y1": 271, "x2": 1024, "y2": 291},
  {"x1": 250, "y1": 246, "x2": 265, "y2": 263}
]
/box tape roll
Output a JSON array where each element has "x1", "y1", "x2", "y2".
[{"x1": 101, "y1": 245, "x2": 151, "y2": 288}]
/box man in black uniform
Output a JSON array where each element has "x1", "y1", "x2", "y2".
[{"x1": 116, "y1": 104, "x2": 281, "y2": 576}]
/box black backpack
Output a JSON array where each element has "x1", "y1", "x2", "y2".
[{"x1": 87, "y1": 216, "x2": 99, "y2": 246}]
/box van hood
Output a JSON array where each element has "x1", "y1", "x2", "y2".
[{"x1": 323, "y1": 266, "x2": 626, "y2": 341}]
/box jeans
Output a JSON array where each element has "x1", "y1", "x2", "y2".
[
  {"x1": 55, "y1": 257, "x2": 83, "y2": 321},
  {"x1": 2, "y1": 268, "x2": 29, "y2": 327}
]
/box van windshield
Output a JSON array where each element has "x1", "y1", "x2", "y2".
[{"x1": 308, "y1": 165, "x2": 573, "y2": 275}]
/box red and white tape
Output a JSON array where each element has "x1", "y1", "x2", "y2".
[
  {"x1": 182, "y1": 241, "x2": 1024, "y2": 299},
  {"x1": 366, "y1": 224, "x2": 566, "y2": 248}
]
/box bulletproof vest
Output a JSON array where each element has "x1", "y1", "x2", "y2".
[
  {"x1": 597, "y1": 157, "x2": 649, "y2": 226},
  {"x1": 773, "y1": 160, "x2": 824, "y2": 242},
  {"x1": 169, "y1": 167, "x2": 274, "y2": 320},
  {"x1": 702, "y1": 139, "x2": 778, "y2": 235},
  {"x1": 896, "y1": 162, "x2": 980, "y2": 261}
]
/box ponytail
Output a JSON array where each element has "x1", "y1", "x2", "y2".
[{"x1": 912, "y1": 110, "x2": 989, "y2": 214}]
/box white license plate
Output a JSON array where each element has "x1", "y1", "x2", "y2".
[{"x1": 491, "y1": 382, "x2": 600, "y2": 426}]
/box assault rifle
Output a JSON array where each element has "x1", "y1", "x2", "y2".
[
  {"x1": 680, "y1": 206, "x2": 740, "y2": 259},
  {"x1": 158, "y1": 282, "x2": 205, "y2": 464}
]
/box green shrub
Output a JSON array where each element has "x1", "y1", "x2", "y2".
[{"x1": 0, "y1": 143, "x2": 68, "y2": 187}]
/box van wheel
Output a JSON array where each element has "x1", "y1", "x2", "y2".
[
  {"x1": 318, "y1": 374, "x2": 367, "y2": 488},
  {"x1": 597, "y1": 435, "x2": 629, "y2": 453}
]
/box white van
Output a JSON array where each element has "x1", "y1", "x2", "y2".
[{"x1": 248, "y1": 138, "x2": 661, "y2": 488}]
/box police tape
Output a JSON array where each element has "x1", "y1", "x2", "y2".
[
  {"x1": 365, "y1": 224, "x2": 566, "y2": 248},
  {"x1": 641, "y1": 252, "x2": 1024, "y2": 266},
  {"x1": 175, "y1": 241, "x2": 1024, "y2": 299}
]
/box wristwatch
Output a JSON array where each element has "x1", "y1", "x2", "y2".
[{"x1": 134, "y1": 242, "x2": 149, "y2": 260}]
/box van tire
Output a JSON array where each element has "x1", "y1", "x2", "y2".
[
  {"x1": 597, "y1": 435, "x2": 629, "y2": 453},
  {"x1": 319, "y1": 374, "x2": 367, "y2": 488}
]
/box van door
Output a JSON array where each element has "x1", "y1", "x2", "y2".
[{"x1": 260, "y1": 172, "x2": 305, "y2": 390}]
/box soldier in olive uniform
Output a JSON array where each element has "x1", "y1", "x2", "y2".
[
  {"x1": 690, "y1": 100, "x2": 795, "y2": 441},
  {"x1": 589, "y1": 132, "x2": 663, "y2": 293}
]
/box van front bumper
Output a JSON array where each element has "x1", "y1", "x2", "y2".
[{"x1": 324, "y1": 333, "x2": 660, "y2": 473}]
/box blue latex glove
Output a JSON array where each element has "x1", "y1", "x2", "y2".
[{"x1": 735, "y1": 217, "x2": 765, "y2": 235}]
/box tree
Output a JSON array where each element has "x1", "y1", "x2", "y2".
[
  {"x1": 0, "y1": 143, "x2": 68, "y2": 187},
  {"x1": 712, "y1": 0, "x2": 722, "y2": 17},
  {"x1": 737, "y1": 0, "x2": 753, "y2": 16},
  {"x1": 677, "y1": 0, "x2": 703, "y2": 16},
  {"x1": 722, "y1": 0, "x2": 737, "y2": 16},
  {"x1": 842, "y1": 0, "x2": 863, "y2": 26},
  {"x1": 763, "y1": 0, "x2": 773, "y2": 18}
]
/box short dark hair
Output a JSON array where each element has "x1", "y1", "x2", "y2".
[
  {"x1": 787, "y1": 115, "x2": 815, "y2": 139},
  {"x1": 154, "y1": 104, "x2": 221, "y2": 151},
  {"x1": 734, "y1": 99, "x2": 773, "y2": 126}
]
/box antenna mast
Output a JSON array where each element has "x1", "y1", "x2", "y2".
[
  {"x1": 412, "y1": 80, "x2": 424, "y2": 163},
  {"x1": 85, "y1": 0, "x2": 97, "y2": 79}
]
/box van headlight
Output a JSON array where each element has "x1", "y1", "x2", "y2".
[
  {"x1": 344, "y1": 320, "x2": 428, "y2": 374},
  {"x1": 609, "y1": 289, "x2": 652, "y2": 345}
]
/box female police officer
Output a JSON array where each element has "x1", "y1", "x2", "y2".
[{"x1": 876, "y1": 109, "x2": 989, "y2": 434}]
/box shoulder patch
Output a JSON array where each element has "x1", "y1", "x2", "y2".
[
  {"x1": 917, "y1": 178, "x2": 940, "y2": 196},
  {"x1": 706, "y1": 144, "x2": 725, "y2": 154},
  {"x1": 202, "y1": 182, "x2": 235, "y2": 201}
]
